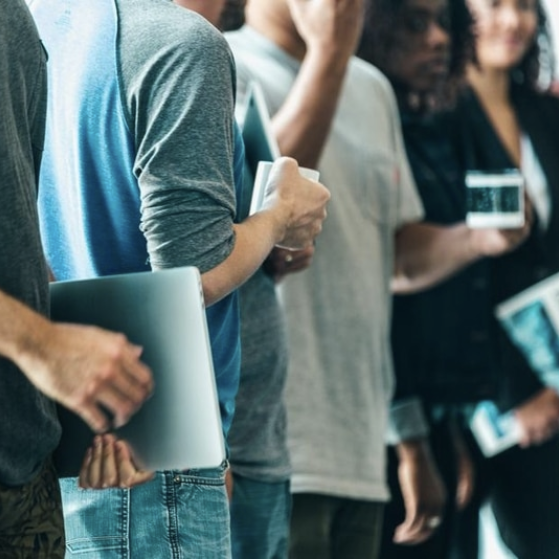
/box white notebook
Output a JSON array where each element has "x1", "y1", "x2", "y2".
[
  {"x1": 237, "y1": 81, "x2": 281, "y2": 221},
  {"x1": 50, "y1": 267, "x2": 225, "y2": 477}
]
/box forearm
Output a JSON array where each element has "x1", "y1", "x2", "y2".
[
  {"x1": 0, "y1": 289, "x2": 50, "y2": 371},
  {"x1": 272, "y1": 48, "x2": 350, "y2": 168},
  {"x1": 393, "y1": 222, "x2": 480, "y2": 294},
  {"x1": 395, "y1": 437, "x2": 434, "y2": 462},
  {"x1": 202, "y1": 209, "x2": 286, "y2": 305}
]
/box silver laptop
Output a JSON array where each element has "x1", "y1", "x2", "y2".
[{"x1": 50, "y1": 267, "x2": 226, "y2": 477}]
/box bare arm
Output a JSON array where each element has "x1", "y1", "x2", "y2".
[
  {"x1": 202, "y1": 157, "x2": 329, "y2": 304},
  {"x1": 393, "y1": 438, "x2": 447, "y2": 545},
  {"x1": 393, "y1": 220, "x2": 530, "y2": 294},
  {"x1": 263, "y1": 0, "x2": 365, "y2": 168},
  {"x1": 0, "y1": 289, "x2": 153, "y2": 433}
]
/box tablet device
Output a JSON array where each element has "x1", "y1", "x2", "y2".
[
  {"x1": 50, "y1": 267, "x2": 225, "y2": 477},
  {"x1": 238, "y1": 81, "x2": 280, "y2": 220}
]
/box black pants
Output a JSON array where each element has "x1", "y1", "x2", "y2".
[{"x1": 455, "y1": 431, "x2": 559, "y2": 559}]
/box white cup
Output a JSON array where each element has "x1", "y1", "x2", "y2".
[{"x1": 249, "y1": 160, "x2": 320, "y2": 215}]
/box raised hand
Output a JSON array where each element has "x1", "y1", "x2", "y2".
[{"x1": 286, "y1": 0, "x2": 365, "y2": 62}]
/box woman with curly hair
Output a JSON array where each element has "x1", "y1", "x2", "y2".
[
  {"x1": 449, "y1": 2, "x2": 559, "y2": 558},
  {"x1": 357, "y1": 1, "x2": 556, "y2": 558}
]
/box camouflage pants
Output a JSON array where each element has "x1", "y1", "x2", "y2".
[{"x1": 0, "y1": 458, "x2": 64, "y2": 558}]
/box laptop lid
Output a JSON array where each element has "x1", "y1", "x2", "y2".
[{"x1": 50, "y1": 267, "x2": 226, "y2": 477}]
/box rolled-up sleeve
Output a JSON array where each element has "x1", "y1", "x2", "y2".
[{"x1": 127, "y1": 23, "x2": 238, "y2": 273}]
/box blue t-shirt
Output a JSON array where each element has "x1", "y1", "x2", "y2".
[{"x1": 33, "y1": 0, "x2": 243, "y2": 435}]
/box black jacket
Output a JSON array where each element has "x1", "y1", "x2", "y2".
[{"x1": 392, "y1": 84, "x2": 559, "y2": 411}]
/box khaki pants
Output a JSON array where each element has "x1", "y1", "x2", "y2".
[
  {"x1": 290, "y1": 493, "x2": 384, "y2": 559},
  {"x1": 0, "y1": 458, "x2": 64, "y2": 558}
]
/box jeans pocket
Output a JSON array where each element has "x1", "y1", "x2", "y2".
[
  {"x1": 181, "y1": 460, "x2": 229, "y2": 484},
  {"x1": 60, "y1": 478, "x2": 128, "y2": 557}
]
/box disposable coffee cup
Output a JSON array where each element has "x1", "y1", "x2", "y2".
[
  {"x1": 249, "y1": 160, "x2": 320, "y2": 215},
  {"x1": 465, "y1": 169, "x2": 525, "y2": 229}
]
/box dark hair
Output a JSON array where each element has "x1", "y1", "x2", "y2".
[
  {"x1": 511, "y1": 1, "x2": 555, "y2": 91},
  {"x1": 219, "y1": 0, "x2": 246, "y2": 32},
  {"x1": 357, "y1": 0, "x2": 476, "y2": 108}
]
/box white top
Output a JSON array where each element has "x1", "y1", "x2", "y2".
[
  {"x1": 521, "y1": 133, "x2": 550, "y2": 230},
  {"x1": 227, "y1": 27, "x2": 423, "y2": 502}
]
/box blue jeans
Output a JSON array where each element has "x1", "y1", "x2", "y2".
[
  {"x1": 60, "y1": 462, "x2": 231, "y2": 558},
  {"x1": 230, "y1": 474, "x2": 291, "y2": 559}
]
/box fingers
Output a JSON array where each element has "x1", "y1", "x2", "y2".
[
  {"x1": 107, "y1": 343, "x2": 154, "y2": 428},
  {"x1": 515, "y1": 388, "x2": 559, "y2": 447},
  {"x1": 455, "y1": 473, "x2": 474, "y2": 510},
  {"x1": 225, "y1": 468, "x2": 234, "y2": 502},
  {"x1": 78, "y1": 435, "x2": 154, "y2": 489},
  {"x1": 269, "y1": 158, "x2": 329, "y2": 250},
  {"x1": 79, "y1": 435, "x2": 107, "y2": 489},
  {"x1": 78, "y1": 446, "x2": 93, "y2": 489},
  {"x1": 286, "y1": 0, "x2": 365, "y2": 58},
  {"x1": 518, "y1": 421, "x2": 558, "y2": 447},
  {"x1": 124, "y1": 344, "x2": 154, "y2": 399},
  {"x1": 115, "y1": 440, "x2": 154, "y2": 488},
  {"x1": 268, "y1": 247, "x2": 315, "y2": 278},
  {"x1": 455, "y1": 464, "x2": 475, "y2": 510},
  {"x1": 82, "y1": 339, "x2": 154, "y2": 432},
  {"x1": 393, "y1": 513, "x2": 440, "y2": 545},
  {"x1": 77, "y1": 405, "x2": 113, "y2": 434}
]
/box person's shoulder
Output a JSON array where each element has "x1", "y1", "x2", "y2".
[
  {"x1": 512, "y1": 83, "x2": 559, "y2": 123},
  {"x1": 349, "y1": 57, "x2": 390, "y2": 85},
  {"x1": 119, "y1": 0, "x2": 230, "y2": 59},
  {"x1": 225, "y1": 26, "x2": 278, "y2": 67},
  {"x1": 348, "y1": 57, "x2": 395, "y2": 102},
  {"x1": 531, "y1": 87, "x2": 559, "y2": 111},
  {"x1": 224, "y1": 26, "x2": 250, "y2": 50}
]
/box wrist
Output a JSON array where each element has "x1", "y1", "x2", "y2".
[
  {"x1": 257, "y1": 205, "x2": 290, "y2": 247},
  {"x1": 466, "y1": 226, "x2": 487, "y2": 260},
  {"x1": 10, "y1": 307, "x2": 51, "y2": 375},
  {"x1": 305, "y1": 43, "x2": 352, "y2": 75},
  {"x1": 396, "y1": 438, "x2": 433, "y2": 462}
]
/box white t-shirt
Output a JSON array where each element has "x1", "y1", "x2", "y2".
[{"x1": 227, "y1": 26, "x2": 424, "y2": 502}]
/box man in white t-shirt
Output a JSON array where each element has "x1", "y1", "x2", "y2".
[{"x1": 226, "y1": 1, "x2": 529, "y2": 557}]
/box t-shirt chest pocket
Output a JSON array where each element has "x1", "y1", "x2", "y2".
[{"x1": 360, "y1": 150, "x2": 399, "y2": 226}]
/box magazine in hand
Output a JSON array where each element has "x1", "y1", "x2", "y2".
[
  {"x1": 470, "y1": 401, "x2": 522, "y2": 457},
  {"x1": 471, "y1": 272, "x2": 559, "y2": 456},
  {"x1": 495, "y1": 271, "x2": 559, "y2": 391}
]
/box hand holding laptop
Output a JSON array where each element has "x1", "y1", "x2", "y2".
[
  {"x1": 79, "y1": 434, "x2": 154, "y2": 489},
  {"x1": 17, "y1": 321, "x2": 153, "y2": 433},
  {"x1": 51, "y1": 267, "x2": 226, "y2": 476}
]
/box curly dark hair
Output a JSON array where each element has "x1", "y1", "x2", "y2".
[
  {"x1": 357, "y1": 0, "x2": 476, "y2": 108},
  {"x1": 511, "y1": 2, "x2": 555, "y2": 91},
  {"x1": 219, "y1": 0, "x2": 246, "y2": 32}
]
